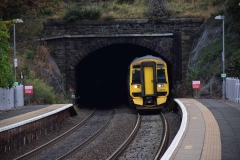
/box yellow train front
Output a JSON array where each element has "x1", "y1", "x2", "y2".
[{"x1": 128, "y1": 55, "x2": 169, "y2": 110}]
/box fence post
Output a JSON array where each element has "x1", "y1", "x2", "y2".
[
  {"x1": 236, "y1": 79, "x2": 240, "y2": 103},
  {"x1": 14, "y1": 87, "x2": 18, "y2": 108}
]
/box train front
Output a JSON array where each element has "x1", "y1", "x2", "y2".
[{"x1": 129, "y1": 56, "x2": 169, "y2": 110}]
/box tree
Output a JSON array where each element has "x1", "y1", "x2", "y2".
[
  {"x1": 226, "y1": 0, "x2": 240, "y2": 21},
  {"x1": 0, "y1": 0, "x2": 56, "y2": 20},
  {"x1": 0, "y1": 20, "x2": 14, "y2": 88}
]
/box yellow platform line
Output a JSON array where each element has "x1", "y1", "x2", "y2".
[{"x1": 190, "y1": 99, "x2": 221, "y2": 160}]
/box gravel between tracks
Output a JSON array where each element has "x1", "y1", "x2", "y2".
[
  {"x1": 118, "y1": 115, "x2": 163, "y2": 160},
  {"x1": 66, "y1": 106, "x2": 138, "y2": 160},
  {"x1": 66, "y1": 107, "x2": 181, "y2": 160}
]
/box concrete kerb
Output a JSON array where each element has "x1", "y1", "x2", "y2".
[{"x1": 161, "y1": 98, "x2": 188, "y2": 160}]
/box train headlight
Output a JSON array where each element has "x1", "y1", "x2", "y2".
[
  {"x1": 134, "y1": 85, "x2": 140, "y2": 88},
  {"x1": 158, "y1": 84, "x2": 164, "y2": 88}
]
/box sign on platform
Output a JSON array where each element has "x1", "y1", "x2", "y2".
[
  {"x1": 13, "y1": 82, "x2": 18, "y2": 86},
  {"x1": 221, "y1": 74, "x2": 226, "y2": 78},
  {"x1": 192, "y1": 80, "x2": 201, "y2": 89},
  {"x1": 25, "y1": 85, "x2": 33, "y2": 94}
]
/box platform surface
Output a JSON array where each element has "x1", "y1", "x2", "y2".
[
  {"x1": 0, "y1": 104, "x2": 72, "y2": 132},
  {"x1": 197, "y1": 99, "x2": 240, "y2": 160},
  {"x1": 0, "y1": 105, "x2": 49, "y2": 121},
  {"x1": 162, "y1": 98, "x2": 240, "y2": 160},
  {"x1": 169, "y1": 98, "x2": 221, "y2": 160}
]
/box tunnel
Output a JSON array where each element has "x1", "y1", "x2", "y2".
[{"x1": 75, "y1": 43, "x2": 172, "y2": 107}]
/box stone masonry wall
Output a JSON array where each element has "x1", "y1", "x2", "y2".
[
  {"x1": 0, "y1": 108, "x2": 71, "y2": 154},
  {"x1": 41, "y1": 18, "x2": 203, "y2": 90}
]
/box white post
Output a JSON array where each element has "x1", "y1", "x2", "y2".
[
  {"x1": 13, "y1": 23, "x2": 17, "y2": 81},
  {"x1": 222, "y1": 18, "x2": 226, "y2": 100},
  {"x1": 215, "y1": 15, "x2": 225, "y2": 100},
  {"x1": 13, "y1": 19, "x2": 23, "y2": 108}
]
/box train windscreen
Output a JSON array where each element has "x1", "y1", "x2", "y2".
[
  {"x1": 132, "y1": 69, "x2": 141, "y2": 83},
  {"x1": 157, "y1": 69, "x2": 166, "y2": 83}
]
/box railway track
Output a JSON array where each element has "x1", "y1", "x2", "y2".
[
  {"x1": 14, "y1": 109, "x2": 115, "y2": 160},
  {"x1": 14, "y1": 106, "x2": 170, "y2": 160},
  {"x1": 107, "y1": 112, "x2": 169, "y2": 160},
  {"x1": 65, "y1": 106, "x2": 138, "y2": 160}
]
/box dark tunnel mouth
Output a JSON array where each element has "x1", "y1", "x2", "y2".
[{"x1": 74, "y1": 43, "x2": 172, "y2": 108}]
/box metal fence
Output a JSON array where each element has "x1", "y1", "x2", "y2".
[
  {"x1": 0, "y1": 85, "x2": 24, "y2": 110},
  {"x1": 226, "y1": 77, "x2": 240, "y2": 103}
]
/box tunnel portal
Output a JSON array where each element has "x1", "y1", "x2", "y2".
[
  {"x1": 42, "y1": 18, "x2": 204, "y2": 107},
  {"x1": 75, "y1": 44, "x2": 170, "y2": 106}
]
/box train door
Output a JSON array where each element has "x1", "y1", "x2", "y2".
[
  {"x1": 141, "y1": 62, "x2": 156, "y2": 96},
  {"x1": 144, "y1": 67, "x2": 154, "y2": 94}
]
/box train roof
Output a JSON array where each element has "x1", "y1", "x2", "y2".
[{"x1": 130, "y1": 55, "x2": 165, "y2": 64}]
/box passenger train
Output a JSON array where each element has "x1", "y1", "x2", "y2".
[{"x1": 128, "y1": 55, "x2": 169, "y2": 110}]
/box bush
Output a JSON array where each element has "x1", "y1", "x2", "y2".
[
  {"x1": 55, "y1": 93, "x2": 71, "y2": 104},
  {"x1": 64, "y1": 5, "x2": 102, "y2": 21},
  {"x1": 24, "y1": 49, "x2": 35, "y2": 60},
  {"x1": 26, "y1": 78, "x2": 56, "y2": 104},
  {"x1": 227, "y1": 45, "x2": 240, "y2": 78},
  {"x1": 84, "y1": 6, "x2": 102, "y2": 20},
  {"x1": 39, "y1": 8, "x2": 54, "y2": 16},
  {"x1": 147, "y1": 0, "x2": 171, "y2": 22}
]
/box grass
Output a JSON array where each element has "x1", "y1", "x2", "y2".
[
  {"x1": 44, "y1": 0, "x2": 221, "y2": 20},
  {"x1": 168, "y1": 1, "x2": 222, "y2": 18},
  {"x1": 100, "y1": 0, "x2": 148, "y2": 19}
]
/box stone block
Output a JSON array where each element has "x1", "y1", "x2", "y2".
[{"x1": 181, "y1": 36, "x2": 190, "y2": 40}]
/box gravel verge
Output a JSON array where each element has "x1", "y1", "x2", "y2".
[{"x1": 164, "y1": 110, "x2": 181, "y2": 146}]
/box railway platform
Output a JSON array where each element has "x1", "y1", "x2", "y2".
[
  {"x1": 162, "y1": 98, "x2": 240, "y2": 160},
  {"x1": 0, "y1": 104, "x2": 76, "y2": 154},
  {"x1": 1, "y1": 99, "x2": 240, "y2": 159}
]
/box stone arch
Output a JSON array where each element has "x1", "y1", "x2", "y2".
[{"x1": 67, "y1": 37, "x2": 173, "y2": 70}]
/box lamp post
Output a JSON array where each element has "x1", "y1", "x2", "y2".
[
  {"x1": 215, "y1": 15, "x2": 225, "y2": 100},
  {"x1": 13, "y1": 19, "x2": 23, "y2": 108},
  {"x1": 13, "y1": 19, "x2": 23, "y2": 82}
]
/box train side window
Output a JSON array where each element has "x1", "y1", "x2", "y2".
[
  {"x1": 157, "y1": 69, "x2": 166, "y2": 83},
  {"x1": 132, "y1": 69, "x2": 141, "y2": 84}
]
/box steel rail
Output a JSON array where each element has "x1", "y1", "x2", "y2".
[
  {"x1": 57, "y1": 109, "x2": 115, "y2": 160},
  {"x1": 14, "y1": 108, "x2": 96, "y2": 160},
  {"x1": 106, "y1": 113, "x2": 141, "y2": 160},
  {"x1": 154, "y1": 112, "x2": 169, "y2": 160}
]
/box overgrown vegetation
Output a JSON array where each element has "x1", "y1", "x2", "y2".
[
  {"x1": 64, "y1": 5, "x2": 102, "y2": 21},
  {"x1": 168, "y1": 0, "x2": 224, "y2": 18},
  {"x1": 0, "y1": 20, "x2": 14, "y2": 88},
  {"x1": 185, "y1": 0, "x2": 240, "y2": 98},
  {"x1": 0, "y1": 0, "x2": 225, "y2": 21},
  {"x1": 188, "y1": 0, "x2": 240, "y2": 79},
  {"x1": 148, "y1": 0, "x2": 171, "y2": 22},
  {"x1": 25, "y1": 78, "x2": 56, "y2": 104}
]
